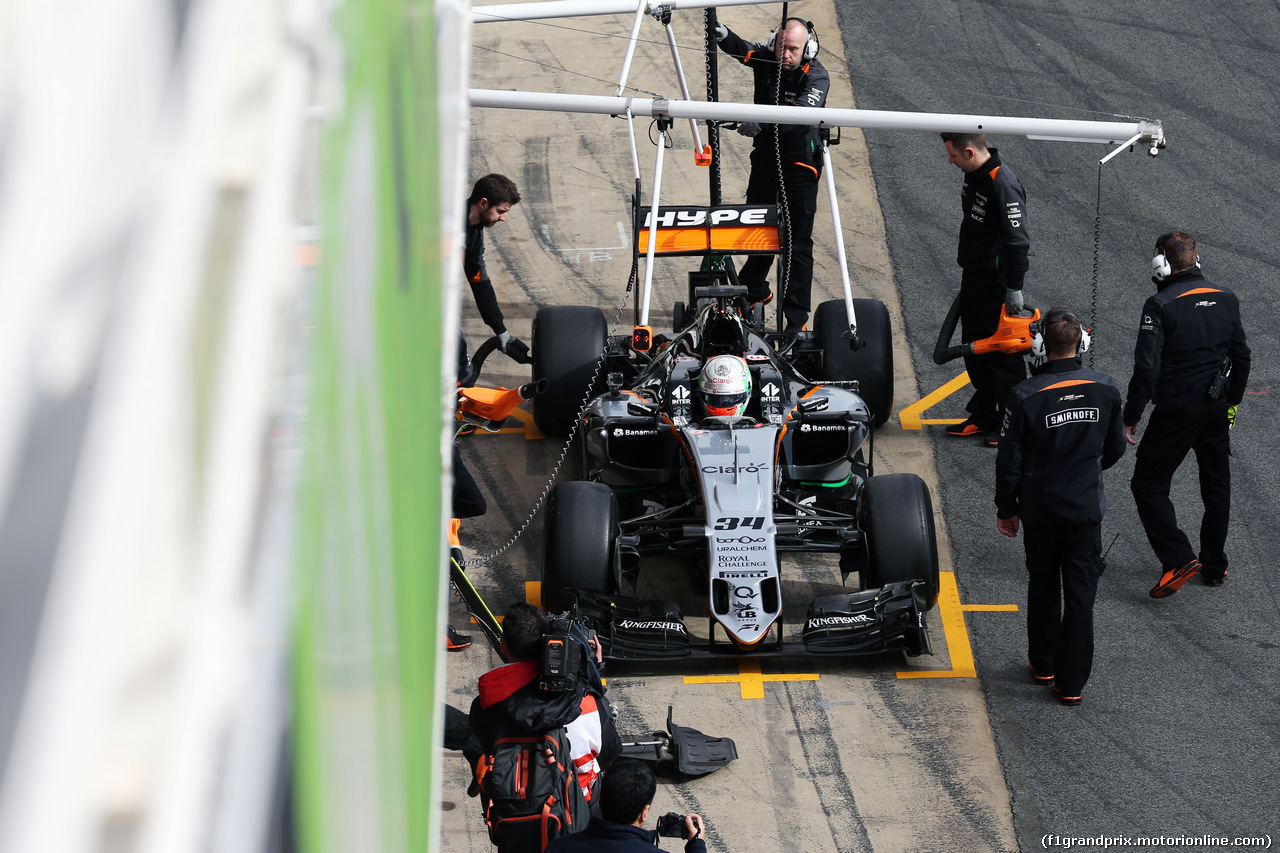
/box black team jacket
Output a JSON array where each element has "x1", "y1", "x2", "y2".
[
  {"x1": 956, "y1": 148, "x2": 1030, "y2": 291},
  {"x1": 996, "y1": 358, "x2": 1126, "y2": 527},
  {"x1": 1123, "y1": 267, "x2": 1251, "y2": 423}
]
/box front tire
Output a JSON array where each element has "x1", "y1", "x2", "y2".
[
  {"x1": 815, "y1": 298, "x2": 894, "y2": 427},
  {"x1": 532, "y1": 306, "x2": 608, "y2": 437},
  {"x1": 860, "y1": 473, "x2": 940, "y2": 609},
  {"x1": 542, "y1": 482, "x2": 620, "y2": 612}
]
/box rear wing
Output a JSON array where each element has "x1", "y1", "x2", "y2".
[{"x1": 634, "y1": 203, "x2": 779, "y2": 257}]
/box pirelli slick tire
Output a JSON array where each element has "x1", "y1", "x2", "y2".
[
  {"x1": 815, "y1": 298, "x2": 894, "y2": 427},
  {"x1": 542, "y1": 482, "x2": 620, "y2": 613},
  {"x1": 532, "y1": 306, "x2": 607, "y2": 437},
  {"x1": 860, "y1": 473, "x2": 940, "y2": 610}
]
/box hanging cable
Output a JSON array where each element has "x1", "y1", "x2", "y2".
[
  {"x1": 771, "y1": 6, "x2": 793, "y2": 332},
  {"x1": 1089, "y1": 162, "x2": 1103, "y2": 370}
]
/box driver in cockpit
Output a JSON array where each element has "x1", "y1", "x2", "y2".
[{"x1": 697, "y1": 354, "x2": 754, "y2": 420}]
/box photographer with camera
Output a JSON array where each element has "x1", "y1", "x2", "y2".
[
  {"x1": 544, "y1": 759, "x2": 708, "y2": 852},
  {"x1": 470, "y1": 602, "x2": 621, "y2": 850}
]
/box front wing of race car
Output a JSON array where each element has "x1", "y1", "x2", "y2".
[{"x1": 570, "y1": 581, "x2": 931, "y2": 661}]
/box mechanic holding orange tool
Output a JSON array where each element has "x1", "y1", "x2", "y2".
[
  {"x1": 941, "y1": 132, "x2": 1031, "y2": 447},
  {"x1": 995, "y1": 309, "x2": 1126, "y2": 707}
]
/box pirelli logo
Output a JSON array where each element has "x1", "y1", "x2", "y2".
[
  {"x1": 1046, "y1": 407, "x2": 1099, "y2": 428},
  {"x1": 636, "y1": 205, "x2": 780, "y2": 256}
]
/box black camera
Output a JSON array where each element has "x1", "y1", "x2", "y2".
[
  {"x1": 538, "y1": 614, "x2": 602, "y2": 693},
  {"x1": 656, "y1": 812, "x2": 699, "y2": 839}
]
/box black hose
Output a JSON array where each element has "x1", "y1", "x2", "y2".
[{"x1": 932, "y1": 291, "x2": 971, "y2": 364}]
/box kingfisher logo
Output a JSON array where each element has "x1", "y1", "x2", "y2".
[
  {"x1": 807, "y1": 614, "x2": 873, "y2": 627},
  {"x1": 618, "y1": 619, "x2": 687, "y2": 634},
  {"x1": 1046, "y1": 408, "x2": 1099, "y2": 428}
]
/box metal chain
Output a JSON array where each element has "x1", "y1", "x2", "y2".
[
  {"x1": 464, "y1": 256, "x2": 639, "y2": 568},
  {"x1": 770, "y1": 28, "x2": 793, "y2": 331}
]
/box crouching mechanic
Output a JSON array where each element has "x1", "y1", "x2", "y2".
[
  {"x1": 470, "y1": 602, "x2": 622, "y2": 810},
  {"x1": 995, "y1": 309, "x2": 1126, "y2": 706},
  {"x1": 544, "y1": 759, "x2": 708, "y2": 853}
]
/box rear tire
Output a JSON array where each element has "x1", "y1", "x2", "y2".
[
  {"x1": 532, "y1": 306, "x2": 608, "y2": 437},
  {"x1": 860, "y1": 473, "x2": 940, "y2": 609},
  {"x1": 542, "y1": 482, "x2": 619, "y2": 612},
  {"x1": 815, "y1": 298, "x2": 894, "y2": 427}
]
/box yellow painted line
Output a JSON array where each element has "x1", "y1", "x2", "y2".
[
  {"x1": 684, "y1": 657, "x2": 819, "y2": 699},
  {"x1": 897, "y1": 572, "x2": 1018, "y2": 679},
  {"x1": 897, "y1": 371, "x2": 971, "y2": 430},
  {"x1": 506, "y1": 406, "x2": 545, "y2": 440},
  {"x1": 898, "y1": 571, "x2": 975, "y2": 678}
]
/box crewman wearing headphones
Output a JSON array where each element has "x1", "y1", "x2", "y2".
[
  {"x1": 1124, "y1": 231, "x2": 1251, "y2": 598},
  {"x1": 994, "y1": 309, "x2": 1126, "y2": 706},
  {"x1": 714, "y1": 15, "x2": 829, "y2": 331}
]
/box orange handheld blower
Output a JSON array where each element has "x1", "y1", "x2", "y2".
[{"x1": 933, "y1": 294, "x2": 1041, "y2": 365}]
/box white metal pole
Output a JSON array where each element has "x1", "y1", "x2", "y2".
[
  {"x1": 615, "y1": 0, "x2": 649, "y2": 97},
  {"x1": 625, "y1": 111, "x2": 642, "y2": 181},
  {"x1": 470, "y1": 89, "x2": 1164, "y2": 147},
  {"x1": 474, "y1": 0, "x2": 793, "y2": 24},
  {"x1": 641, "y1": 129, "x2": 668, "y2": 328},
  {"x1": 820, "y1": 141, "x2": 857, "y2": 335},
  {"x1": 1099, "y1": 131, "x2": 1144, "y2": 165},
  {"x1": 663, "y1": 21, "x2": 708, "y2": 162}
]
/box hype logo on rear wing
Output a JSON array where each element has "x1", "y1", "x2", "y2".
[{"x1": 634, "y1": 205, "x2": 780, "y2": 257}]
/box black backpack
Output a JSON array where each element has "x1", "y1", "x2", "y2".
[{"x1": 475, "y1": 724, "x2": 591, "y2": 851}]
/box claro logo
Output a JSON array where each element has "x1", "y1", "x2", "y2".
[{"x1": 702, "y1": 463, "x2": 769, "y2": 473}]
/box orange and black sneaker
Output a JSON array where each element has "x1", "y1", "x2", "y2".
[
  {"x1": 946, "y1": 418, "x2": 988, "y2": 438},
  {"x1": 1149, "y1": 559, "x2": 1202, "y2": 598},
  {"x1": 1201, "y1": 569, "x2": 1227, "y2": 587},
  {"x1": 1054, "y1": 687, "x2": 1082, "y2": 707},
  {"x1": 747, "y1": 290, "x2": 774, "y2": 309},
  {"x1": 1028, "y1": 663, "x2": 1054, "y2": 685},
  {"x1": 446, "y1": 625, "x2": 472, "y2": 652}
]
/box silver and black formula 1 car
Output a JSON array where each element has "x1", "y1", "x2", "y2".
[{"x1": 530, "y1": 244, "x2": 940, "y2": 660}]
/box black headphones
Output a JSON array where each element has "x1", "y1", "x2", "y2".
[
  {"x1": 1152, "y1": 234, "x2": 1200, "y2": 283},
  {"x1": 766, "y1": 18, "x2": 819, "y2": 61},
  {"x1": 1030, "y1": 308, "x2": 1091, "y2": 361}
]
